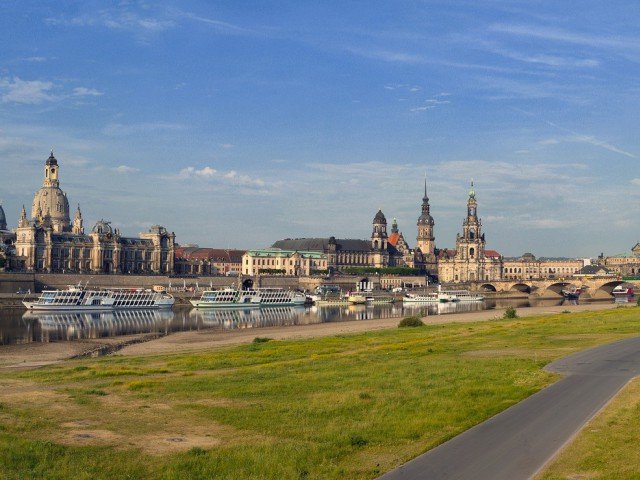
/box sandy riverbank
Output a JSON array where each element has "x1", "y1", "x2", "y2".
[
  {"x1": 0, "y1": 302, "x2": 629, "y2": 370},
  {"x1": 116, "y1": 302, "x2": 623, "y2": 357}
]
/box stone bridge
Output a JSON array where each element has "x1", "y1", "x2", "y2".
[{"x1": 469, "y1": 277, "x2": 635, "y2": 299}]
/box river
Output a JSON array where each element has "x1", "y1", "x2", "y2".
[{"x1": 0, "y1": 297, "x2": 600, "y2": 346}]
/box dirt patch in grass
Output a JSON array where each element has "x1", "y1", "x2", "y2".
[
  {"x1": 60, "y1": 428, "x2": 124, "y2": 446},
  {"x1": 139, "y1": 433, "x2": 221, "y2": 455}
]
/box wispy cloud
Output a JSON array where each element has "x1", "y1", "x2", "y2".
[
  {"x1": 72, "y1": 87, "x2": 103, "y2": 97},
  {"x1": 102, "y1": 122, "x2": 186, "y2": 136},
  {"x1": 543, "y1": 121, "x2": 637, "y2": 158},
  {"x1": 488, "y1": 23, "x2": 640, "y2": 51},
  {"x1": 0, "y1": 76, "x2": 104, "y2": 104},
  {"x1": 0, "y1": 77, "x2": 56, "y2": 104},
  {"x1": 113, "y1": 165, "x2": 140, "y2": 174},
  {"x1": 174, "y1": 166, "x2": 267, "y2": 188},
  {"x1": 346, "y1": 47, "x2": 425, "y2": 64}
]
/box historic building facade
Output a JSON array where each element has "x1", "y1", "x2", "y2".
[
  {"x1": 174, "y1": 247, "x2": 245, "y2": 275},
  {"x1": 437, "y1": 183, "x2": 503, "y2": 282},
  {"x1": 12, "y1": 152, "x2": 175, "y2": 274},
  {"x1": 272, "y1": 209, "x2": 413, "y2": 272},
  {"x1": 242, "y1": 249, "x2": 327, "y2": 276},
  {"x1": 502, "y1": 253, "x2": 584, "y2": 280}
]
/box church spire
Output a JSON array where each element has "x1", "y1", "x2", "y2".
[{"x1": 73, "y1": 204, "x2": 84, "y2": 234}]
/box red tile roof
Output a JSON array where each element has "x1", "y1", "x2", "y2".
[
  {"x1": 485, "y1": 250, "x2": 502, "y2": 258},
  {"x1": 388, "y1": 232, "x2": 400, "y2": 246}
]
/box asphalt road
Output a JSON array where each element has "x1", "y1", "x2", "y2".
[{"x1": 378, "y1": 336, "x2": 640, "y2": 480}]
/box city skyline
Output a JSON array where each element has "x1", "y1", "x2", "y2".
[{"x1": 1, "y1": 2, "x2": 639, "y2": 257}]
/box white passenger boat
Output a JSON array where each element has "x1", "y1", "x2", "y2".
[
  {"x1": 190, "y1": 288, "x2": 305, "y2": 308},
  {"x1": 255, "y1": 288, "x2": 307, "y2": 307},
  {"x1": 438, "y1": 290, "x2": 484, "y2": 302},
  {"x1": 190, "y1": 288, "x2": 261, "y2": 308},
  {"x1": 402, "y1": 292, "x2": 439, "y2": 304},
  {"x1": 108, "y1": 288, "x2": 175, "y2": 309},
  {"x1": 23, "y1": 285, "x2": 114, "y2": 311}
]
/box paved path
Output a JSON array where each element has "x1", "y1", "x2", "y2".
[{"x1": 379, "y1": 336, "x2": 640, "y2": 480}]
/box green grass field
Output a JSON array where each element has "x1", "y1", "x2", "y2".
[{"x1": 1, "y1": 307, "x2": 639, "y2": 480}]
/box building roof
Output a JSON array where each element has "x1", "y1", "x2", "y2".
[
  {"x1": 388, "y1": 232, "x2": 400, "y2": 247},
  {"x1": 373, "y1": 209, "x2": 386, "y2": 224},
  {"x1": 485, "y1": 250, "x2": 502, "y2": 258},
  {"x1": 273, "y1": 238, "x2": 373, "y2": 253},
  {"x1": 174, "y1": 247, "x2": 245, "y2": 262},
  {"x1": 245, "y1": 248, "x2": 326, "y2": 259},
  {"x1": 577, "y1": 265, "x2": 611, "y2": 275}
]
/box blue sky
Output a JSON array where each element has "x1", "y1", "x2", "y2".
[{"x1": 1, "y1": 1, "x2": 639, "y2": 257}]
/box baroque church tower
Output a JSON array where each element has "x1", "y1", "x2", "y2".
[
  {"x1": 371, "y1": 210, "x2": 389, "y2": 267},
  {"x1": 416, "y1": 178, "x2": 435, "y2": 256},
  {"x1": 456, "y1": 181, "x2": 485, "y2": 261}
]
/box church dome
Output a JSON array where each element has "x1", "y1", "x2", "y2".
[
  {"x1": 0, "y1": 204, "x2": 6, "y2": 230},
  {"x1": 373, "y1": 209, "x2": 387, "y2": 224},
  {"x1": 418, "y1": 211, "x2": 434, "y2": 226},
  {"x1": 92, "y1": 220, "x2": 113, "y2": 235},
  {"x1": 32, "y1": 186, "x2": 70, "y2": 227},
  {"x1": 31, "y1": 151, "x2": 71, "y2": 232}
]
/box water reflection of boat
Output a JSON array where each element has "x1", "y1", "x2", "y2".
[
  {"x1": 22, "y1": 309, "x2": 175, "y2": 341},
  {"x1": 188, "y1": 306, "x2": 306, "y2": 330}
]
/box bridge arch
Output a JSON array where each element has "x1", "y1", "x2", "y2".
[
  {"x1": 479, "y1": 283, "x2": 497, "y2": 292},
  {"x1": 544, "y1": 281, "x2": 578, "y2": 297},
  {"x1": 510, "y1": 283, "x2": 531, "y2": 294},
  {"x1": 593, "y1": 280, "x2": 626, "y2": 299}
]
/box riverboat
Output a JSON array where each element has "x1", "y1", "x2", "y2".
[
  {"x1": 108, "y1": 288, "x2": 175, "y2": 309},
  {"x1": 439, "y1": 290, "x2": 485, "y2": 303},
  {"x1": 612, "y1": 285, "x2": 634, "y2": 299},
  {"x1": 23, "y1": 285, "x2": 114, "y2": 311},
  {"x1": 190, "y1": 288, "x2": 305, "y2": 308},
  {"x1": 257, "y1": 288, "x2": 307, "y2": 307},
  {"x1": 561, "y1": 287, "x2": 582, "y2": 299},
  {"x1": 190, "y1": 288, "x2": 261, "y2": 308},
  {"x1": 347, "y1": 294, "x2": 367, "y2": 305},
  {"x1": 402, "y1": 292, "x2": 439, "y2": 304}
]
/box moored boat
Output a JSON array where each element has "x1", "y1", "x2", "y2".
[
  {"x1": 23, "y1": 285, "x2": 114, "y2": 311},
  {"x1": 402, "y1": 292, "x2": 439, "y2": 304},
  {"x1": 561, "y1": 287, "x2": 582, "y2": 299},
  {"x1": 439, "y1": 290, "x2": 485, "y2": 302},
  {"x1": 190, "y1": 288, "x2": 260, "y2": 308},
  {"x1": 347, "y1": 294, "x2": 367, "y2": 305},
  {"x1": 612, "y1": 285, "x2": 634, "y2": 299},
  {"x1": 108, "y1": 288, "x2": 175, "y2": 309}
]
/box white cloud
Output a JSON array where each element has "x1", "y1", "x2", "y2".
[
  {"x1": 178, "y1": 166, "x2": 217, "y2": 179},
  {"x1": 220, "y1": 143, "x2": 235, "y2": 149},
  {"x1": 72, "y1": 87, "x2": 103, "y2": 97},
  {"x1": 631, "y1": 179, "x2": 640, "y2": 186},
  {"x1": 174, "y1": 166, "x2": 266, "y2": 188},
  {"x1": 0, "y1": 77, "x2": 56, "y2": 104},
  {"x1": 113, "y1": 165, "x2": 140, "y2": 174}
]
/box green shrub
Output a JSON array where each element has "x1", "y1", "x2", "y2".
[
  {"x1": 349, "y1": 435, "x2": 368, "y2": 447},
  {"x1": 503, "y1": 307, "x2": 518, "y2": 319},
  {"x1": 398, "y1": 316, "x2": 424, "y2": 328},
  {"x1": 253, "y1": 337, "x2": 272, "y2": 344},
  {"x1": 636, "y1": 296, "x2": 640, "y2": 306}
]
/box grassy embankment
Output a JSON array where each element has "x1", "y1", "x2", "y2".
[
  {"x1": 538, "y1": 375, "x2": 640, "y2": 479},
  {"x1": 0, "y1": 307, "x2": 639, "y2": 479}
]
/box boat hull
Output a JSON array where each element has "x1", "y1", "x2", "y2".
[{"x1": 23, "y1": 301, "x2": 113, "y2": 312}]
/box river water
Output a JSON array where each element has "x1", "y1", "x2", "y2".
[{"x1": 0, "y1": 297, "x2": 596, "y2": 346}]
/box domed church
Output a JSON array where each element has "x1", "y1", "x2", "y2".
[
  {"x1": 13, "y1": 152, "x2": 175, "y2": 274},
  {"x1": 31, "y1": 151, "x2": 70, "y2": 233}
]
